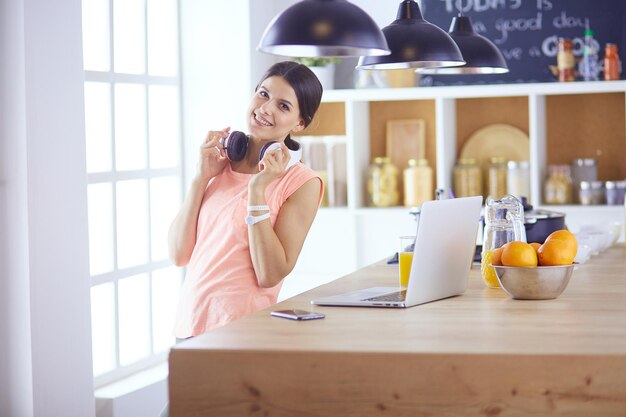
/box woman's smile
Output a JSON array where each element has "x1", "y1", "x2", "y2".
[{"x1": 253, "y1": 112, "x2": 273, "y2": 127}]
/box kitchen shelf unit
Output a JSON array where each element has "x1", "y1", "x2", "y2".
[
  {"x1": 305, "y1": 80, "x2": 626, "y2": 209},
  {"x1": 283, "y1": 81, "x2": 626, "y2": 301}
]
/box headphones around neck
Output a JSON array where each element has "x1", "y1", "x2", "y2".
[{"x1": 220, "y1": 131, "x2": 302, "y2": 170}]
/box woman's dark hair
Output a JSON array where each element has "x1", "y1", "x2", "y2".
[{"x1": 255, "y1": 61, "x2": 323, "y2": 149}]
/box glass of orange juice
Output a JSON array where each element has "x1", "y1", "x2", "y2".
[{"x1": 399, "y1": 236, "x2": 415, "y2": 287}]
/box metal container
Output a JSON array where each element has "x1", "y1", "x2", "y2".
[
  {"x1": 572, "y1": 159, "x2": 597, "y2": 203},
  {"x1": 605, "y1": 180, "x2": 626, "y2": 205},
  {"x1": 492, "y1": 264, "x2": 575, "y2": 300},
  {"x1": 520, "y1": 197, "x2": 566, "y2": 243},
  {"x1": 524, "y1": 210, "x2": 567, "y2": 243},
  {"x1": 579, "y1": 180, "x2": 605, "y2": 205}
]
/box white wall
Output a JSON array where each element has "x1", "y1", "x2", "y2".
[
  {"x1": 0, "y1": 0, "x2": 34, "y2": 414},
  {"x1": 180, "y1": 0, "x2": 255, "y2": 188},
  {"x1": 0, "y1": 0, "x2": 95, "y2": 416}
]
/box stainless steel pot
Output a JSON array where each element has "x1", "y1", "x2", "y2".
[{"x1": 521, "y1": 197, "x2": 567, "y2": 243}]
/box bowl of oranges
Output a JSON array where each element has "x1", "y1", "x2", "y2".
[{"x1": 490, "y1": 230, "x2": 578, "y2": 300}]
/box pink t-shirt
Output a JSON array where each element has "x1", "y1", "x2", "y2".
[{"x1": 174, "y1": 162, "x2": 322, "y2": 338}]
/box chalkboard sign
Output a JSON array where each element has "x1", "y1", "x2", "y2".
[{"x1": 419, "y1": 0, "x2": 626, "y2": 85}]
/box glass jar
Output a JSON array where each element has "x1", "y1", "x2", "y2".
[
  {"x1": 544, "y1": 165, "x2": 573, "y2": 205},
  {"x1": 572, "y1": 158, "x2": 597, "y2": 203},
  {"x1": 403, "y1": 158, "x2": 433, "y2": 207},
  {"x1": 481, "y1": 195, "x2": 526, "y2": 288},
  {"x1": 506, "y1": 160, "x2": 530, "y2": 200},
  {"x1": 557, "y1": 38, "x2": 575, "y2": 82},
  {"x1": 367, "y1": 157, "x2": 399, "y2": 207},
  {"x1": 453, "y1": 158, "x2": 482, "y2": 198},
  {"x1": 486, "y1": 157, "x2": 508, "y2": 200}
]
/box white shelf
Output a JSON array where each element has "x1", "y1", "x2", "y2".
[{"x1": 322, "y1": 80, "x2": 626, "y2": 103}]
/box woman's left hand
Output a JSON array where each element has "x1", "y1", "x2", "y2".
[{"x1": 249, "y1": 144, "x2": 289, "y2": 190}]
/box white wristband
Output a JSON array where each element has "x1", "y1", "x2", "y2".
[
  {"x1": 245, "y1": 212, "x2": 271, "y2": 225},
  {"x1": 247, "y1": 205, "x2": 270, "y2": 212}
]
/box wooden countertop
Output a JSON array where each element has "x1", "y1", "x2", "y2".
[{"x1": 169, "y1": 245, "x2": 626, "y2": 416}]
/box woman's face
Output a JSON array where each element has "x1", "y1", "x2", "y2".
[{"x1": 247, "y1": 75, "x2": 305, "y2": 141}]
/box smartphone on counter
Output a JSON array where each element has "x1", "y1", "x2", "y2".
[{"x1": 271, "y1": 309, "x2": 325, "y2": 321}]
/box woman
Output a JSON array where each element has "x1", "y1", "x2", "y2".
[{"x1": 168, "y1": 61, "x2": 324, "y2": 340}]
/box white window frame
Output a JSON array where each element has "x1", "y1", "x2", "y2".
[{"x1": 83, "y1": 0, "x2": 185, "y2": 388}]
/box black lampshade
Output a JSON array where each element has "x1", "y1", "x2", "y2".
[
  {"x1": 420, "y1": 16, "x2": 509, "y2": 74},
  {"x1": 357, "y1": 0, "x2": 465, "y2": 70},
  {"x1": 257, "y1": 0, "x2": 390, "y2": 57}
]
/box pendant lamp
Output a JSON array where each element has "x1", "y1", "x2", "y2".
[
  {"x1": 257, "y1": 0, "x2": 390, "y2": 57},
  {"x1": 420, "y1": 15, "x2": 509, "y2": 74},
  {"x1": 357, "y1": 0, "x2": 465, "y2": 70}
]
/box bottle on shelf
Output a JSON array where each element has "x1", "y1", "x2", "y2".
[
  {"x1": 367, "y1": 156, "x2": 399, "y2": 207},
  {"x1": 557, "y1": 38, "x2": 576, "y2": 82},
  {"x1": 578, "y1": 23, "x2": 600, "y2": 81},
  {"x1": 403, "y1": 158, "x2": 433, "y2": 207},
  {"x1": 604, "y1": 43, "x2": 622, "y2": 81},
  {"x1": 544, "y1": 165, "x2": 573, "y2": 205},
  {"x1": 453, "y1": 158, "x2": 482, "y2": 198}
]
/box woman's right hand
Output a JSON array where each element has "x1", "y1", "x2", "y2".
[{"x1": 197, "y1": 127, "x2": 230, "y2": 181}]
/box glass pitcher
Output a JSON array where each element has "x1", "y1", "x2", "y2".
[{"x1": 481, "y1": 195, "x2": 526, "y2": 288}]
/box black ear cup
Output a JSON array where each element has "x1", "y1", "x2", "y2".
[{"x1": 221, "y1": 131, "x2": 248, "y2": 161}]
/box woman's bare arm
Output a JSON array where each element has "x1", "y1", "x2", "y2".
[
  {"x1": 168, "y1": 128, "x2": 229, "y2": 266},
  {"x1": 246, "y1": 145, "x2": 321, "y2": 287}
]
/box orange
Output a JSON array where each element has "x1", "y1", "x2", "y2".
[
  {"x1": 501, "y1": 241, "x2": 538, "y2": 267},
  {"x1": 529, "y1": 242, "x2": 541, "y2": 253},
  {"x1": 491, "y1": 246, "x2": 504, "y2": 266},
  {"x1": 538, "y1": 239, "x2": 575, "y2": 266},
  {"x1": 545, "y1": 229, "x2": 578, "y2": 259}
]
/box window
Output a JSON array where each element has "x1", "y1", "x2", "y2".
[{"x1": 82, "y1": 0, "x2": 183, "y2": 387}]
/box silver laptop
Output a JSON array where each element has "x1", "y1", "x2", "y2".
[{"x1": 311, "y1": 196, "x2": 482, "y2": 308}]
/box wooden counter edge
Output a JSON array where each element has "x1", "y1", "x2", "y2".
[{"x1": 169, "y1": 349, "x2": 626, "y2": 417}]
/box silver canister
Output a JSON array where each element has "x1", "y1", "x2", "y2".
[
  {"x1": 579, "y1": 180, "x2": 605, "y2": 205},
  {"x1": 571, "y1": 159, "x2": 597, "y2": 203},
  {"x1": 605, "y1": 180, "x2": 626, "y2": 205}
]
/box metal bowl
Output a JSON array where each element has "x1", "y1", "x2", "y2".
[{"x1": 491, "y1": 264, "x2": 575, "y2": 300}]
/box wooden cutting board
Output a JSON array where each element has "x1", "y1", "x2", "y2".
[{"x1": 386, "y1": 119, "x2": 426, "y2": 203}]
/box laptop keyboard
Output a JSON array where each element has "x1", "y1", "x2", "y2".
[{"x1": 362, "y1": 289, "x2": 407, "y2": 302}]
